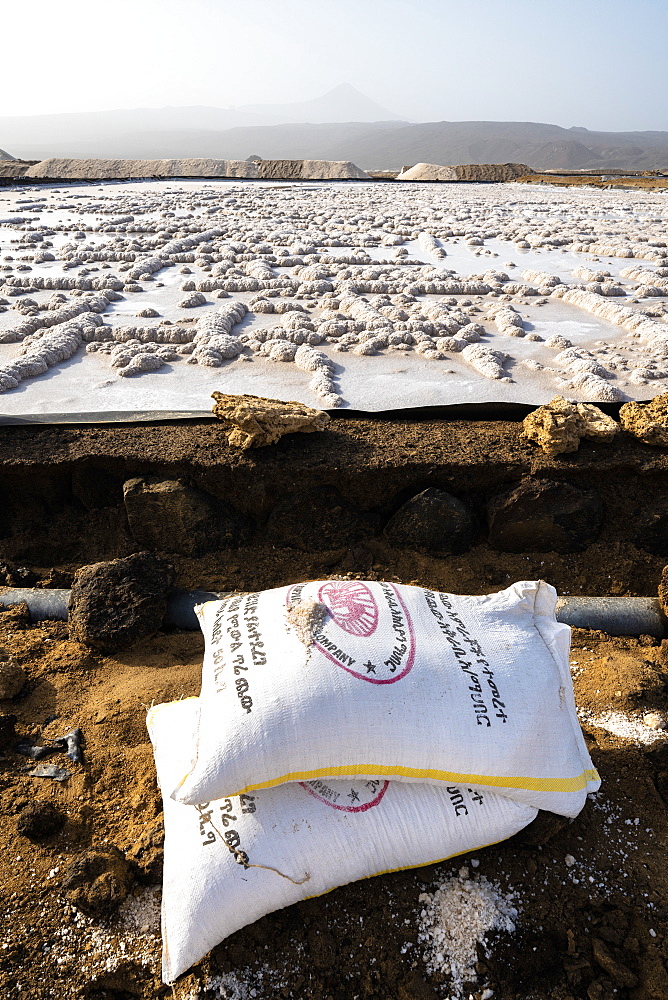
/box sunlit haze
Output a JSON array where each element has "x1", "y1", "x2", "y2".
[{"x1": 2, "y1": 0, "x2": 667, "y2": 130}]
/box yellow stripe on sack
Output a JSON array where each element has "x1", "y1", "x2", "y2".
[
  {"x1": 228, "y1": 765, "x2": 601, "y2": 798},
  {"x1": 300, "y1": 832, "x2": 528, "y2": 904}
]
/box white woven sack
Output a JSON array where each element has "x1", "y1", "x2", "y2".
[
  {"x1": 149, "y1": 697, "x2": 538, "y2": 983},
  {"x1": 174, "y1": 580, "x2": 599, "y2": 816}
]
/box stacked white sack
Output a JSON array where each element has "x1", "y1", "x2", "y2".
[
  {"x1": 173, "y1": 580, "x2": 599, "y2": 816},
  {"x1": 149, "y1": 697, "x2": 538, "y2": 984}
]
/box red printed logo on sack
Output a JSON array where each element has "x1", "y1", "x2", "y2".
[
  {"x1": 300, "y1": 777, "x2": 389, "y2": 813},
  {"x1": 314, "y1": 581, "x2": 416, "y2": 685},
  {"x1": 318, "y1": 581, "x2": 379, "y2": 637}
]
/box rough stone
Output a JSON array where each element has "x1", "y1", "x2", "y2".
[
  {"x1": 642, "y1": 711, "x2": 667, "y2": 730},
  {"x1": 267, "y1": 486, "x2": 377, "y2": 551},
  {"x1": 16, "y1": 801, "x2": 66, "y2": 840},
  {"x1": 0, "y1": 656, "x2": 26, "y2": 699},
  {"x1": 336, "y1": 544, "x2": 373, "y2": 574},
  {"x1": 487, "y1": 479, "x2": 603, "y2": 553},
  {"x1": 619, "y1": 393, "x2": 668, "y2": 447},
  {"x1": 68, "y1": 552, "x2": 173, "y2": 652},
  {"x1": 523, "y1": 395, "x2": 619, "y2": 458},
  {"x1": 123, "y1": 476, "x2": 246, "y2": 555},
  {"x1": 211, "y1": 391, "x2": 330, "y2": 449},
  {"x1": 61, "y1": 846, "x2": 134, "y2": 917},
  {"x1": 383, "y1": 488, "x2": 473, "y2": 554}
]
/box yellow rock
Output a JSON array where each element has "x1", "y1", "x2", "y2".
[
  {"x1": 522, "y1": 395, "x2": 619, "y2": 458},
  {"x1": 619, "y1": 393, "x2": 668, "y2": 447},
  {"x1": 211, "y1": 392, "x2": 330, "y2": 449}
]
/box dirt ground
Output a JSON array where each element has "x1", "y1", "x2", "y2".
[
  {"x1": 3, "y1": 415, "x2": 668, "y2": 601},
  {"x1": 0, "y1": 577, "x2": 667, "y2": 1000},
  {"x1": 518, "y1": 174, "x2": 668, "y2": 191}
]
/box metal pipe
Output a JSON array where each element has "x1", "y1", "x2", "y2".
[
  {"x1": 0, "y1": 587, "x2": 229, "y2": 629},
  {"x1": 1, "y1": 587, "x2": 666, "y2": 638},
  {"x1": 163, "y1": 590, "x2": 231, "y2": 630},
  {"x1": 555, "y1": 596, "x2": 666, "y2": 639},
  {"x1": 0, "y1": 588, "x2": 71, "y2": 622}
]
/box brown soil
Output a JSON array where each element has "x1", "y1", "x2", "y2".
[
  {"x1": 0, "y1": 593, "x2": 666, "y2": 1000},
  {"x1": 3, "y1": 416, "x2": 668, "y2": 599},
  {"x1": 518, "y1": 174, "x2": 668, "y2": 190},
  {"x1": 1, "y1": 416, "x2": 668, "y2": 998}
]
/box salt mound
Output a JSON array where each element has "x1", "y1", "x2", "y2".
[
  {"x1": 453, "y1": 162, "x2": 534, "y2": 182},
  {"x1": 0, "y1": 161, "x2": 29, "y2": 178},
  {"x1": 398, "y1": 162, "x2": 534, "y2": 182},
  {"x1": 25, "y1": 158, "x2": 257, "y2": 180},
  {"x1": 256, "y1": 159, "x2": 304, "y2": 181},
  {"x1": 24, "y1": 158, "x2": 370, "y2": 181},
  {"x1": 398, "y1": 163, "x2": 458, "y2": 181},
  {"x1": 300, "y1": 159, "x2": 370, "y2": 180}
]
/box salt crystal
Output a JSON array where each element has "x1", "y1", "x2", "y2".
[
  {"x1": 417, "y1": 875, "x2": 519, "y2": 995},
  {"x1": 643, "y1": 712, "x2": 667, "y2": 731}
]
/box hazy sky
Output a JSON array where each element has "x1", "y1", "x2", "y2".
[{"x1": 3, "y1": 0, "x2": 667, "y2": 130}]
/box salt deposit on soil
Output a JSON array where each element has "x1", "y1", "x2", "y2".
[
  {"x1": 1, "y1": 177, "x2": 668, "y2": 415},
  {"x1": 417, "y1": 870, "x2": 519, "y2": 995},
  {"x1": 578, "y1": 709, "x2": 668, "y2": 745},
  {"x1": 22, "y1": 886, "x2": 162, "y2": 983}
]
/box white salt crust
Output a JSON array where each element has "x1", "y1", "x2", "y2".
[{"x1": 1, "y1": 179, "x2": 668, "y2": 410}]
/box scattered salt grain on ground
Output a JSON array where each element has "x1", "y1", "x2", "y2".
[
  {"x1": 48, "y1": 886, "x2": 161, "y2": 977},
  {"x1": 183, "y1": 967, "x2": 289, "y2": 1000},
  {"x1": 578, "y1": 708, "x2": 668, "y2": 744},
  {"x1": 417, "y1": 872, "x2": 519, "y2": 995}
]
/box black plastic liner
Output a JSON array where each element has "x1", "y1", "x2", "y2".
[{"x1": 0, "y1": 398, "x2": 646, "y2": 427}]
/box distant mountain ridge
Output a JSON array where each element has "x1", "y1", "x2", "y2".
[
  {"x1": 239, "y1": 84, "x2": 402, "y2": 125},
  {"x1": 1, "y1": 87, "x2": 667, "y2": 170},
  {"x1": 0, "y1": 85, "x2": 404, "y2": 150},
  {"x1": 337, "y1": 120, "x2": 668, "y2": 172}
]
